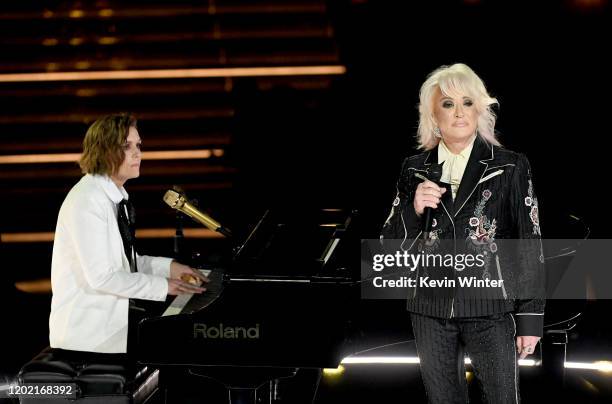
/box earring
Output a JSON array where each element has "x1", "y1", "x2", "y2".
[{"x1": 433, "y1": 127, "x2": 442, "y2": 138}]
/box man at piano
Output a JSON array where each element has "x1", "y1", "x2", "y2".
[{"x1": 48, "y1": 113, "x2": 207, "y2": 365}]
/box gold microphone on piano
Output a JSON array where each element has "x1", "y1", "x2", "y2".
[{"x1": 163, "y1": 189, "x2": 232, "y2": 237}]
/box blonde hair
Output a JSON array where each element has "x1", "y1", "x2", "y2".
[{"x1": 417, "y1": 63, "x2": 500, "y2": 150}]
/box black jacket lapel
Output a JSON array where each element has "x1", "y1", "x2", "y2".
[
  {"x1": 423, "y1": 147, "x2": 437, "y2": 166},
  {"x1": 440, "y1": 182, "x2": 454, "y2": 217},
  {"x1": 453, "y1": 136, "x2": 494, "y2": 217}
]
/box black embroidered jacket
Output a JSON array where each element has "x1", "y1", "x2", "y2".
[{"x1": 381, "y1": 136, "x2": 546, "y2": 337}]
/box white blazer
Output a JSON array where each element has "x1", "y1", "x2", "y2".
[{"x1": 49, "y1": 174, "x2": 171, "y2": 353}]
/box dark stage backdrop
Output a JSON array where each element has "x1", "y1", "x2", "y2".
[{"x1": 0, "y1": 0, "x2": 609, "y2": 383}]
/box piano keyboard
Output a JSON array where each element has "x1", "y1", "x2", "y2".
[{"x1": 162, "y1": 269, "x2": 224, "y2": 317}]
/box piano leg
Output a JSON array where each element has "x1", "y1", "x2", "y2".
[
  {"x1": 226, "y1": 375, "x2": 284, "y2": 404},
  {"x1": 226, "y1": 381, "x2": 285, "y2": 404},
  {"x1": 542, "y1": 329, "x2": 568, "y2": 400},
  {"x1": 271, "y1": 378, "x2": 280, "y2": 401},
  {"x1": 228, "y1": 387, "x2": 258, "y2": 404},
  {"x1": 155, "y1": 367, "x2": 320, "y2": 403}
]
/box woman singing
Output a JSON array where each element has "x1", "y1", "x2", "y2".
[{"x1": 381, "y1": 64, "x2": 545, "y2": 403}]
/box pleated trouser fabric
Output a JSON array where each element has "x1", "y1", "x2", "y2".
[{"x1": 410, "y1": 312, "x2": 519, "y2": 404}]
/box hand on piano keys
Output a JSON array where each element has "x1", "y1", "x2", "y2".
[
  {"x1": 167, "y1": 278, "x2": 206, "y2": 295},
  {"x1": 170, "y1": 261, "x2": 210, "y2": 286},
  {"x1": 163, "y1": 269, "x2": 221, "y2": 316},
  {"x1": 180, "y1": 273, "x2": 203, "y2": 286}
]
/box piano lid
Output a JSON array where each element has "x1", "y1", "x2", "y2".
[{"x1": 229, "y1": 208, "x2": 357, "y2": 280}]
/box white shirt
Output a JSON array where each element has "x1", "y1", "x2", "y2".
[
  {"x1": 438, "y1": 136, "x2": 476, "y2": 200},
  {"x1": 49, "y1": 174, "x2": 171, "y2": 353}
]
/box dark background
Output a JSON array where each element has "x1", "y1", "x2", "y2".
[{"x1": 0, "y1": 0, "x2": 610, "y2": 402}]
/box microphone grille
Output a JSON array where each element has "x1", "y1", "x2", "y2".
[{"x1": 163, "y1": 189, "x2": 184, "y2": 209}]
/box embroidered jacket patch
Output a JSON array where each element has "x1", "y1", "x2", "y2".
[{"x1": 526, "y1": 180, "x2": 541, "y2": 236}]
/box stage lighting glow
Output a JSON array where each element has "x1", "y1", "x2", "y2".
[
  {"x1": 0, "y1": 66, "x2": 346, "y2": 83},
  {"x1": 565, "y1": 361, "x2": 612, "y2": 373},
  {"x1": 0, "y1": 149, "x2": 224, "y2": 164},
  {"x1": 42, "y1": 38, "x2": 58, "y2": 46},
  {"x1": 323, "y1": 365, "x2": 345, "y2": 376},
  {"x1": 69, "y1": 37, "x2": 84, "y2": 46},
  {"x1": 1, "y1": 228, "x2": 222, "y2": 243},
  {"x1": 69, "y1": 10, "x2": 84, "y2": 18},
  {"x1": 341, "y1": 356, "x2": 540, "y2": 366},
  {"x1": 98, "y1": 37, "x2": 118, "y2": 45},
  {"x1": 341, "y1": 356, "x2": 420, "y2": 364}
]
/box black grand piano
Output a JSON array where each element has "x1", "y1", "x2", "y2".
[
  {"x1": 135, "y1": 208, "x2": 588, "y2": 404},
  {"x1": 136, "y1": 209, "x2": 364, "y2": 403}
]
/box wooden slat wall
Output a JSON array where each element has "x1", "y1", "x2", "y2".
[{"x1": 0, "y1": 0, "x2": 345, "y2": 280}]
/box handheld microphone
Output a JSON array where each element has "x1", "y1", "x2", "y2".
[
  {"x1": 163, "y1": 190, "x2": 232, "y2": 238},
  {"x1": 422, "y1": 162, "x2": 444, "y2": 240}
]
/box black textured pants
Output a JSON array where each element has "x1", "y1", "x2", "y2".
[{"x1": 410, "y1": 312, "x2": 519, "y2": 404}]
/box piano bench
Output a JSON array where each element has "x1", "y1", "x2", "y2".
[{"x1": 17, "y1": 347, "x2": 159, "y2": 404}]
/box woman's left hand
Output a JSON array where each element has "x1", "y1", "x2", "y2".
[
  {"x1": 516, "y1": 336, "x2": 541, "y2": 359},
  {"x1": 170, "y1": 261, "x2": 209, "y2": 286}
]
